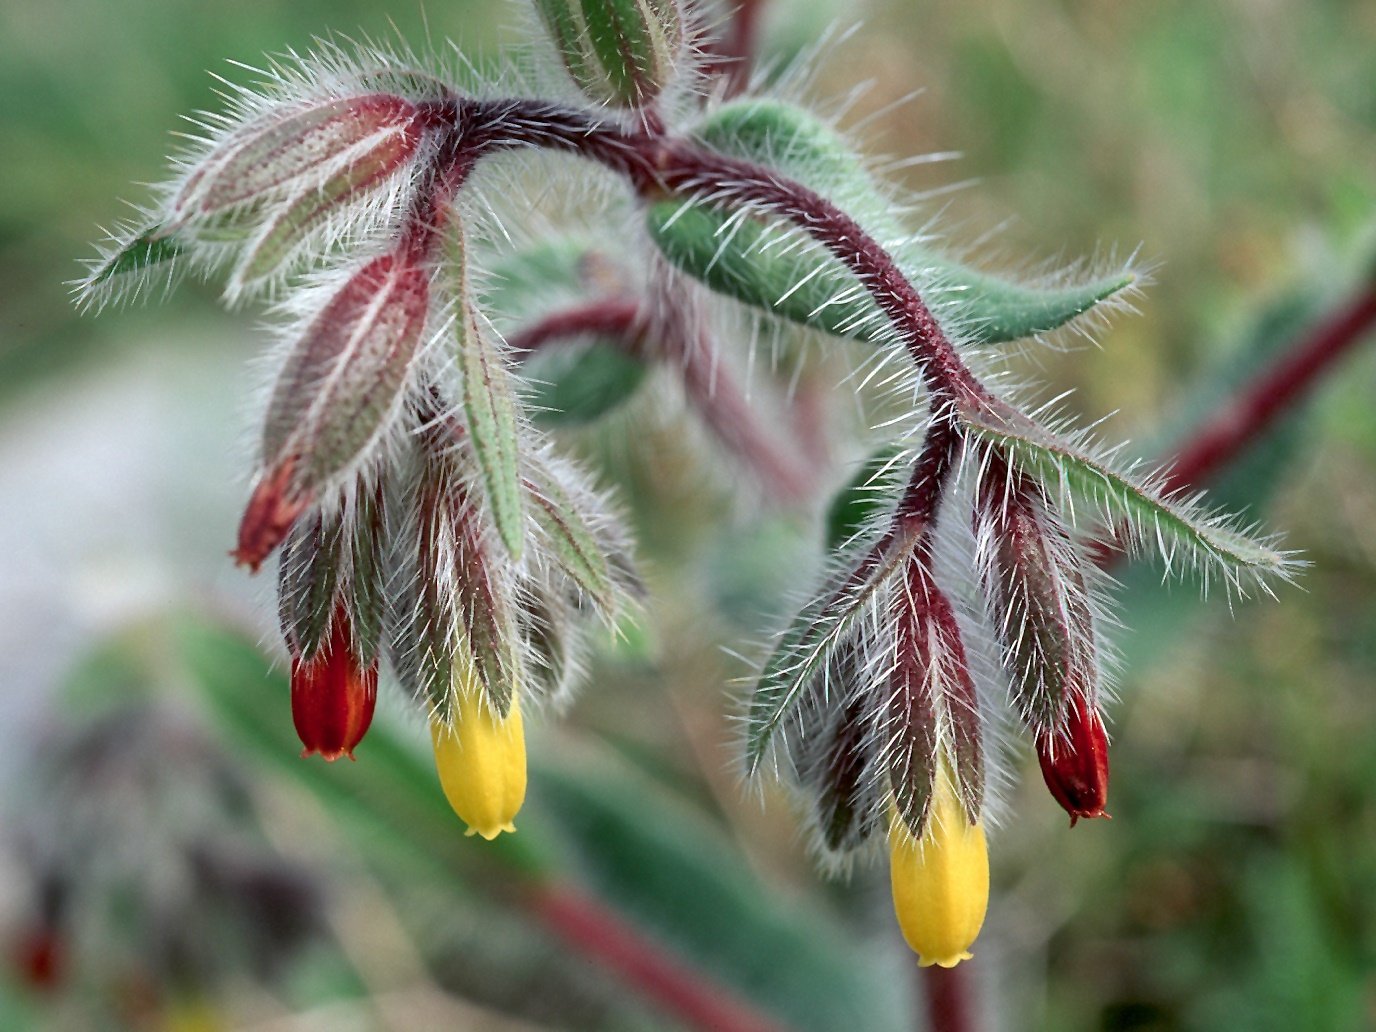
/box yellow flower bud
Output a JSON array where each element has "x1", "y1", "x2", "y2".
[
  {"x1": 430, "y1": 687, "x2": 527, "y2": 840},
  {"x1": 888, "y1": 767, "x2": 989, "y2": 968}
]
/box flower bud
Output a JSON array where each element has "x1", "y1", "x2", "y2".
[
  {"x1": 234, "y1": 250, "x2": 429, "y2": 570},
  {"x1": 290, "y1": 603, "x2": 378, "y2": 761},
  {"x1": 430, "y1": 686, "x2": 527, "y2": 839},
  {"x1": 533, "y1": 0, "x2": 683, "y2": 109},
  {"x1": 1036, "y1": 693, "x2": 1110, "y2": 826},
  {"x1": 888, "y1": 765, "x2": 989, "y2": 969},
  {"x1": 173, "y1": 94, "x2": 420, "y2": 219}
]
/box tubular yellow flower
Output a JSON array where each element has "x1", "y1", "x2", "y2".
[
  {"x1": 888, "y1": 766, "x2": 989, "y2": 968},
  {"x1": 429, "y1": 686, "x2": 527, "y2": 840}
]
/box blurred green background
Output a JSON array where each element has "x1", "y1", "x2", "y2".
[{"x1": 2, "y1": 0, "x2": 1374, "y2": 1029}]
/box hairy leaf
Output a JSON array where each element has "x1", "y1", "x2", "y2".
[
  {"x1": 84, "y1": 228, "x2": 182, "y2": 289},
  {"x1": 648, "y1": 99, "x2": 1134, "y2": 346},
  {"x1": 747, "y1": 536, "x2": 916, "y2": 774},
  {"x1": 960, "y1": 398, "x2": 1293, "y2": 585},
  {"x1": 524, "y1": 462, "x2": 616, "y2": 614}
]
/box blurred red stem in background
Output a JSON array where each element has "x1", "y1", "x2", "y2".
[
  {"x1": 702, "y1": 0, "x2": 766, "y2": 97},
  {"x1": 507, "y1": 296, "x2": 814, "y2": 501},
  {"x1": 528, "y1": 882, "x2": 789, "y2": 1032},
  {"x1": 1093, "y1": 282, "x2": 1376, "y2": 568},
  {"x1": 1162, "y1": 284, "x2": 1376, "y2": 491}
]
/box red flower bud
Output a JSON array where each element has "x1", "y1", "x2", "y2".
[
  {"x1": 233, "y1": 455, "x2": 311, "y2": 572},
  {"x1": 1036, "y1": 695, "x2": 1110, "y2": 826},
  {"x1": 290, "y1": 604, "x2": 377, "y2": 761}
]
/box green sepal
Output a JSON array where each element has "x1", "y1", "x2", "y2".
[
  {"x1": 87, "y1": 228, "x2": 182, "y2": 289},
  {"x1": 746, "y1": 536, "x2": 915, "y2": 774},
  {"x1": 959, "y1": 397, "x2": 1293, "y2": 583}
]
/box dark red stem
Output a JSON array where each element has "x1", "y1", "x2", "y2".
[
  {"x1": 504, "y1": 297, "x2": 646, "y2": 359},
  {"x1": 528, "y1": 881, "x2": 791, "y2": 1032},
  {"x1": 1163, "y1": 285, "x2": 1376, "y2": 491},
  {"x1": 506, "y1": 295, "x2": 813, "y2": 500},
  {"x1": 451, "y1": 97, "x2": 978, "y2": 402},
  {"x1": 922, "y1": 964, "x2": 976, "y2": 1032},
  {"x1": 702, "y1": 0, "x2": 768, "y2": 97}
]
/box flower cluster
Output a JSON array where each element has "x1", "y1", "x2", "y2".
[{"x1": 78, "y1": 0, "x2": 1294, "y2": 971}]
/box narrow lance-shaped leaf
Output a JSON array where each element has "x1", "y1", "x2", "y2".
[
  {"x1": 747, "y1": 533, "x2": 918, "y2": 774},
  {"x1": 450, "y1": 225, "x2": 525, "y2": 558},
  {"x1": 450, "y1": 486, "x2": 523, "y2": 719},
  {"x1": 647, "y1": 99, "x2": 1134, "y2": 346},
  {"x1": 958, "y1": 396, "x2": 1295, "y2": 587},
  {"x1": 524, "y1": 460, "x2": 616, "y2": 614},
  {"x1": 277, "y1": 509, "x2": 343, "y2": 661},
  {"x1": 82, "y1": 227, "x2": 182, "y2": 293},
  {"x1": 972, "y1": 457, "x2": 1098, "y2": 733},
  {"x1": 792, "y1": 641, "x2": 883, "y2": 855},
  {"x1": 261, "y1": 252, "x2": 429, "y2": 493},
  {"x1": 348, "y1": 483, "x2": 389, "y2": 662}
]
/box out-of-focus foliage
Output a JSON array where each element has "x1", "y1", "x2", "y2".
[{"x1": 2, "y1": 0, "x2": 1375, "y2": 1029}]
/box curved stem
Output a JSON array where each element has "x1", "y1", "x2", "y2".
[
  {"x1": 1163, "y1": 284, "x2": 1376, "y2": 492},
  {"x1": 452, "y1": 97, "x2": 980, "y2": 403},
  {"x1": 527, "y1": 881, "x2": 790, "y2": 1032},
  {"x1": 506, "y1": 295, "x2": 814, "y2": 501}
]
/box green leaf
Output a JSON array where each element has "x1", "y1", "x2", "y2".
[
  {"x1": 747, "y1": 537, "x2": 914, "y2": 774},
  {"x1": 85, "y1": 227, "x2": 182, "y2": 289},
  {"x1": 824, "y1": 444, "x2": 903, "y2": 552},
  {"x1": 525, "y1": 341, "x2": 648, "y2": 425},
  {"x1": 648, "y1": 99, "x2": 1135, "y2": 346},
  {"x1": 525, "y1": 461, "x2": 616, "y2": 613},
  {"x1": 459, "y1": 285, "x2": 526, "y2": 560},
  {"x1": 534, "y1": 748, "x2": 910, "y2": 1032},
  {"x1": 958, "y1": 398, "x2": 1294, "y2": 585}
]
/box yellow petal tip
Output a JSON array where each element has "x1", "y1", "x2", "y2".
[
  {"x1": 918, "y1": 950, "x2": 974, "y2": 969},
  {"x1": 465, "y1": 822, "x2": 517, "y2": 841}
]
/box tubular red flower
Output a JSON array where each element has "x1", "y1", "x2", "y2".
[
  {"x1": 1036, "y1": 694, "x2": 1110, "y2": 826},
  {"x1": 290, "y1": 604, "x2": 377, "y2": 761}
]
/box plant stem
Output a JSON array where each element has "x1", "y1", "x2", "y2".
[
  {"x1": 703, "y1": 0, "x2": 767, "y2": 97},
  {"x1": 505, "y1": 295, "x2": 813, "y2": 499},
  {"x1": 921, "y1": 965, "x2": 975, "y2": 1032},
  {"x1": 1163, "y1": 284, "x2": 1376, "y2": 491},
  {"x1": 504, "y1": 297, "x2": 645, "y2": 359},
  {"x1": 527, "y1": 881, "x2": 790, "y2": 1032}
]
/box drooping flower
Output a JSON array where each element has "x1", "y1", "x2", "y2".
[
  {"x1": 888, "y1": 763, "x2": 989, "y2": 969},
  {"x1": 289, "y1": 603, "x2": 378, "y2": 761},
  {"x1": 430, "y1": 685, "x2": 527, "y2": 840},
  {"x1": 1036, "y1": 693, "x2": 1110, "y2": 826}
]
